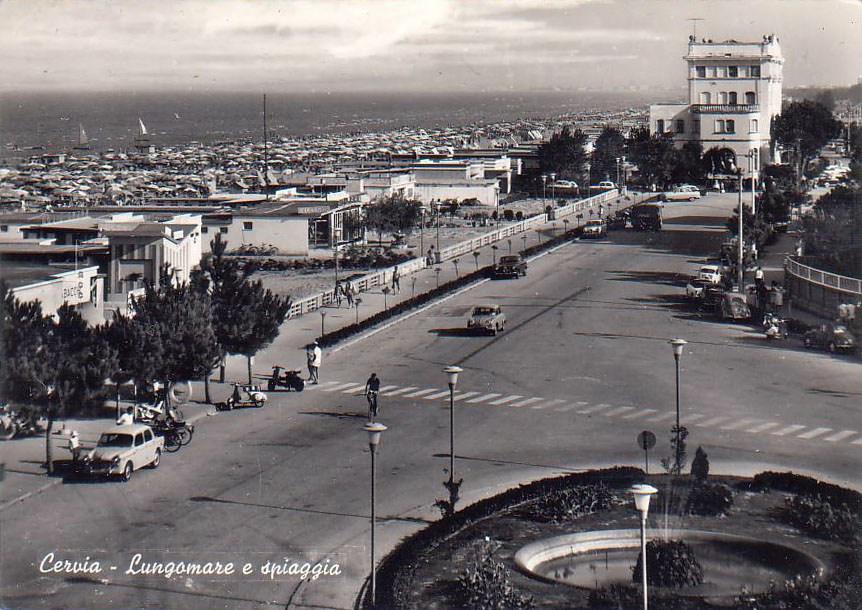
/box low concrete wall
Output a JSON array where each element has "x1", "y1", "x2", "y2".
[{"x1": 784, "y1": 257, "x2": 862, "y2": 318}]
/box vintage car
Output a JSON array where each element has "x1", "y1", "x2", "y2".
[
  {"x1": 685, "y1": 278, "x2": 713, "y2": 300},
  {"x1": 582, "y1": 219, "x2": 607, "y2": 239},
  {"x1": 719, "y1": 291, "x2": 752, "y2": 320},
  {"x1": 803, "y1": 323, "x2": 857, "y2": 352},
  {"x1": 84, "y1": 424, "x2": 163, "y2": 482},
  {"x1": 662, "y1": 185, "x2": 702, "y2": 202},
  {"x1": 495, "y1": 254, "x2": 527, "y2": 278},
  {"x1": 698, "y1": 265, "x2": 724, "y2": 284},
  {"x1": 467, "y1": 305, "x2": 506, "y2": 335}
]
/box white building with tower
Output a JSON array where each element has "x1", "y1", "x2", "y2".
[{"x1": 650, "y1": 34, "x2": 784, "y2": 179}]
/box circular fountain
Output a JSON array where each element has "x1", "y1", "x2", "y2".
[{"x1": 515, "y1": 529, "x2": 826, "y2": 598}]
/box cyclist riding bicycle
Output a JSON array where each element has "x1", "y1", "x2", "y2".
[{"x1": 365, "y1": 373, "x2": 381, "y2": 419}]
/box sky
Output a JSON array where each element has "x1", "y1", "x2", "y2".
[{"x1": 1, "y1": 0, "x2": 860, "y2": 94}]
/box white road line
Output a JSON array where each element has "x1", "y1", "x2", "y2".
[
  {"x1": 696, "y1": 416, "x2": 731, "y2": 428},
  {"x1": 680, "y1": 414, "x2": 706, "y2": 424},
  {"x1": 747, "y1": 422, "x2": 780, "y2": 433},
  {"x1": 797, "y1": 427, "x2": 832, "y2": 440},
  {"x1": 302, "y1": 380, "x2": 339, "y2": 391},
  {"x1": 381, "y1": 386, "x2": 417, "y2": 397},
  {"x1": 343, "y1": 385, "x2": 369, "y2": 394},
  {"x1": 466, "y1": 393, "x2": 501, "y2": 404},
  {"x1": 852, "y1": 437, "x2": 862, "y2": 445},
  {"x1": 604, "y1": 407, "x2": 636, "y2": 417},
  {"x1": 647, "y1": 412, "x2": 676, "y2": 422},
  {"x1": 578, "y1": 403, "x2": 612, "y2": 414},
  {"x1": 511, "y1": 397, "x2": 545, "y2": 408},
  {"x1": 624, "y1": 408, "x2": 657, "y2": 419},
  {"x1": 772, "y1": 425, "x2": 807, "y2": 436},
  {"x1": 452, "y1": 392, "x2": 480, "y2": 402},
  {"x1": 719, "y1": 418, "x2": 759, "y2": 431},
  {"x1": 424, "y1": 390, "x2": 451, "y2": 400},
  {"x1": 404, "y1": 388, "x2": 438, "y2": 398},
  {"x1": 488, "y1": 395, "x2": 523, "y2": 406},
  {"x1": 324, "y1": 383, "x2": 361, "y2": 392},
  {"x1": 555, "y1": 402, "x2": 588, "y2": 412},
  {"x1": 532, "y1": 399, "x2": 566, "y2": 410},
  {"x1": 825, "y1": 430, "x2": 857, "y2": 442}
]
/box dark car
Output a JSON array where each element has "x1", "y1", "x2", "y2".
[
  {"x1": 494, "y1": 254, "x2": 527, "y2": 278},
  {"x1": 803, "y1": 323, "x2": 857, "y2": 352}
]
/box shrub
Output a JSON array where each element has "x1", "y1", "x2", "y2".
[
  {"x1": 515, "y1": 210, "x2": 524, "y2": 220},
  {"x1": 458, "y1": 540, "x2": 533, "y2": 610},
  {"x1": 633, "y1": 539, "x2": 704, "y2": 588},
  {"x1": 690, "y1": 446, "x2": 709, "y2": 482},
  {"x1": 530, "y1": 483, "x2": 621, "y2": 522},
  {"x1": 686, "y1": 482, "x2": 733, "y2": 516},
  {"x1": 503, "y1": 209, "x2": 515, "y2": 221},
  {"x1": 780, "y1": 494, "x2": 858, "y2": 541},
  {"x1": 747, "y1": 471, "x2": 862, "y2": 513}
]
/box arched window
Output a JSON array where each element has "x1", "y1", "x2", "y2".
[
  {"x1": 718, "y1": 92, "x2": 728, "y2": 104},
  {"x1": 728, "y1": 91, "x2": 738, "y2": 105},
  {"x1": 726, "y1": 120, "x2": 735, "y2": 133},
  {"x1": 715, "y1": 119, "x2": 725, "y2": 133},
  {"x1": 745, "y1": 91, "x2": 756, "y2": 105},
  {"x1": 750, "y1": 118, "x2": 759, "y2": 133},
  {"x1": 700, "y1": 91, "x2": 711, "y2": 104}
]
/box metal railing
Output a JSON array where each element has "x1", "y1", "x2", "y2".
[
  {"x1": 286, "y1": 190, "x2": 620, "y2": 319},
  {"x1": 785, "y1": 256, "x2": 862, "y2": 296},
  {"x1": 690, "y1": 104, "x2": 760, "y2": 114}
]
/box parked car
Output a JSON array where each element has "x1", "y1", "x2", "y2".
[
  {"x1": 803, "y1": 323, "x2": 857, "y2": 352},
  {"x1": 84, "y1": 424, "x2": 163, "y2": 482},
  {"x1": 467, "y1": 305, "x2": 506, "y2": 335},
  {"x1": 495, "y1": 254, "x2": 527, "y2": 277},
  {"x1": 685, "y1": 278, "x2": 713, "y2": 300},
  {"x1": 629, "y1": 203, "x2": 663, "y2": 231},
  {"x1": 698, "y1": 265, "x2": 723, "y2": 284},
  {"x1": 589, "y1": 181, "x2": 616, "y2": 193},
  {"x1": 582, "y1": 219, "x2": 607, "y2": 239},
  {"x1": 719, "y1": 291, "x2": 752, "y2": 320},
  {"x1": 662, "y1": 185, "x2": 702, "y2": 201}
]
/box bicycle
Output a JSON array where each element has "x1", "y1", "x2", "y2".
[{"x1": 366, "y1": 390, "x2": 379, "y2": 420}]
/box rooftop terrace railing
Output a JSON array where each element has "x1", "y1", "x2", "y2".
[{"x1": 691, "y1": 104, "x2": 760, "y2": 114}]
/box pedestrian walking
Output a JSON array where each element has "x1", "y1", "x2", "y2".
[
  {"x1": 392, "y1": 265, "x2": 400, "y2": 293},
  {"x1": 426, "y1": 245, "x2": 435, "y2": 266},
  {"x1": 345, "y1": 282, "x2": 355, "y2": 308},
  {"x1": 68, "y1": 430, "x2": 81, "y2": 462},
  {"x1": 307, "y1": 341, "x2": 322, "y2": 384},
  {"x1": 334, "y1": 280, "x2": 343, "y2": 308}
]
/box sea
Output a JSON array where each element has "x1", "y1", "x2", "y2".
[{"x1": 0, "y1": 90, "x2": 653, "y2": 158}]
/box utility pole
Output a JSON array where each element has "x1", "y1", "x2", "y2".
[
  {"x1": 263, "y1": 94, "x2": 269, "y2": 200},
  {"x1": 737, "y1": 170, "x2": 744, "y2": 292}
]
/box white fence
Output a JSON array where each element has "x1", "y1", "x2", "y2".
[
  {"x1": 286, "y1": 190, "x2": 620, "y2": 319},
  {"x1": 785, "y1": 257, "x2": 862, "y2": 296}
]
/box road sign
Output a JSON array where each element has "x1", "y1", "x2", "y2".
[{"x1": 637, "y1": 431, "x2": 656, "y2": 451}]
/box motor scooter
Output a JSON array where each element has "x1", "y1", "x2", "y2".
[
  {"x1": 267, "y1": 366, "x2": 305, "y2": 392},
  {"x1": 216, "y1": 384, "x2": 268, "y2": 411},
  {"x1": 763, "y1": 313, "x2": 787, "y2": 340}
]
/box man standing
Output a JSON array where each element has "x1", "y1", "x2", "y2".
[
  {"x1": 307, "y1": 341, "x2": 322, "y2": 384},
  {"x1": 392, "y1": 265, "x2": 400, "y2": 294}
]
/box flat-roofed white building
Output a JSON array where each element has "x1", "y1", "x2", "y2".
[
  {"x1": 650, "y1": 34, "x2": 784, "y2": 178},
  {"x1": 6, "y1": 264, "x2": 104, "y2": 324}
]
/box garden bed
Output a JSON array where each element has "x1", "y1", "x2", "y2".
[{"x1": 370, "y1": 469, "x2": 862, "y2": 610}]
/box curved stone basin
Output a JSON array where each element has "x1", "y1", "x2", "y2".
[{"x1": 515, "y1": 529, "x2": 826, "y2": 598}]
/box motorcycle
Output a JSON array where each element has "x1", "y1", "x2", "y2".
[
  {"x1": 0, "y1": 405, "x2": 45, "y2": 440},
  {"x1": 267, "y1": 366, "x2": 305, "y2": 392},
  {"x1": 216, "y1": 384, "x2": 268, "y2": 411},
  {"x1": 763, "y1": 313, "x2": 787, "y2": 340}
]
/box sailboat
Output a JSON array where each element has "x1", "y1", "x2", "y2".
[
  {"x1": 73, "y1": 123, "x2": 90, "y2": 150},
  {"x1": 134, "y1": 117, "x2": 151, "y2": 151}
]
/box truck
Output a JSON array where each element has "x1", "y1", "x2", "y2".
[{"x1": 629, "y1": 202, "x2": 663, "y2": 231}]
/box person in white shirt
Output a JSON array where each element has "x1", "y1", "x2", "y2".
[
  {"x1": 116, "y1": 406, "x2": 135, "y2": 426},
  {"x1": 307, "y1": 341, "x2": 322, "y2": 384},
  {"x1": 68, "y1": 431, "x2": 81, "y2": 462}
]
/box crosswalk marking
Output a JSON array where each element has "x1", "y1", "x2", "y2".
[
  {"x1": 555, "y1": 402, "x2": 588, "y2": 412},
  {"x1": 466, "y1": 393, "x2": 501, "y2": 404},
  {"x1": 324, "y1": 383, "x2": 361, "y2": 392},
  {"x1": 511, "y1": 397, "x2": 544, "y2": 408},
  {"x1": 747, "y1": 422, "x2": 780, "y2": 433},
  {"x1": 578, "y1": 403, "x2": 612, "y2": 414},
  {"x1": 696, "y1": 416, "x2": 730, "y2": 428},
  {"x1": 532, "y1": 399, "x2": 566, "y2": 410},
  {"x1": 403, "y1": 388, "x2": 438, "y2": 398},
  {"x1": 303, "y1": 380, "x2": 339, "y2": 391},
  {"x1": 825, "y1": 430, "x2": 857, "y2": 442},
  {"x1": 344, "y1": 385, "x2": 370, "y2": 394},
  {"x1": 381, "y1": 386, "x2": 417, "y2": 397},
  {"x1": 719, "y1": 418, "x2": 759, "y2": 431},
  {"x1": 797, "y1": 427, "x2": 832, "y2": 440},
  {"x1": 604, "y1": 407, "x2": 635, "y2": 417},
  {"x1": 680, "y1": 414, "x2": 706, "y2": 424},
  {"x1": 647, "y1": 412, "x2": 676, "y2": 422},
  {"x1": 488, "y1": 395, "x2": 523, "y2": 406},
  {"x1": 452, "y1": 392, "x2": 480, "y2": 402},
  {"x1": 424, "y1": 390, "x2": 451, "y2": 400},
  {"x1": 772, "y1": 425, "x2": 806, "y2": 436},
  {"x1": 623, "y1": 408, "x2": 657, "y2": 419}
]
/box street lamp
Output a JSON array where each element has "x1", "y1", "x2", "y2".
[
  {"x1": 563, "y1": 218, "x2": 570, "y2": 235},
  {"x1": 737, "y1": 168, "x2": 744, "y2": 291},
  {"x1": 616, "y1": 157, "x2": 621, "y2": 190},
  {"x1": 507, "y1": 238, "x2": 512, "y2": 254},
  {"x1": 550, "y1": 172, "x2": 556, "y2": 206},
  {"x1": 319, "y1": 310, "x2": 327, "y2": 339},
  {"x1": 629, "y1": 484, "x2": 658, "y2": 610},
  {"x1": 472, "y1": 251, "x2": 480, "y2": 271},
  {"x1": 748, "y1": 149, "x2": 758, "y2": 215},
  {"x1": 669, "y1": 338, "x2": 687, "y2": 474},
  {"x1": 443, "y1": 366, "x2": 462, "y2": 488},
  {"x1": 382, "y1": 286, "x2": 390, "y2": 310},
  {"x1": 521, "y1": 234, "x2": 527, "y2": 254},
  {"x1": 491, "y1": 244, "x2": 498, "y2": 266},
  {"x1": 355, "y1": 297, "x2": 362, "y2": 324},
  {"x1": 434, "y1": 200, "x2": 441, "y2": 256},
  {"x1": 621, "y1": 156, "x2": 627, "y2": 194},
  {"x1": 541, "y1": 174, "x2": 548, "y2": 210},
  {"x1": 435, "y1": 267, "x2": 441, "y2": 288},
  {"x1": 453, "y1": 258, "x2": 460, "y2": 278},
  {"x1": 364, "y1": 422, "x2": 387, "y2": 609}
]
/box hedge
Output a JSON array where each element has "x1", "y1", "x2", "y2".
[
  {"x1": 744, "y1": 471, "x2": 862, "y2": 513},
  {"x1": 367, "y1": 467, "x2": 643, "y2": 610}
]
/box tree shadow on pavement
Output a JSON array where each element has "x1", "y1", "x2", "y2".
[
  {"x1": 606, "y1": 270, "x2": 688, "y2": 286},
  {"x1": 664, "y1": 215, "x2": 729, "y2": 226},
  {"x1": 429, "y1": 328, "x2": 487, "y2": 337},
  {"x1": 299, "y1": 410, "x2": 367, "y2": 420}
]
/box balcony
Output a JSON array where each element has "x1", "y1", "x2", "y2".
[{"x1": 691, "y1": 104, "x2": 760, "y2": 114}]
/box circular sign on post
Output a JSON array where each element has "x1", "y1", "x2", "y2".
[{"x1": 637, "y1": 431, "x2": 656, "y2": 451}]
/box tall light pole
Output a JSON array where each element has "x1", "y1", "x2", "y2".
[
  {"x1": 541, "y1": 174, "x2": 548, "y2": 211},
  {"x1": 621, "y1": 156, "x2": 627, "y2": 195},
  {"x1": 443, "y1": 366, "x2": 462, "y2": 488},
  {"x1": 615, "y1": 157, "x2": 621, "y2": 190},
  {"x1": 419, "y1": 207, "x2": 425, "y2": 259},
  {"x1": 630, "y1": 484, "x2": 658, "y2": 610},
  {"x1": 319, "y1": 310, "x2": 327, "y2": 339},
  {"x1": 364, "y1": 422, "x2": 387, "y2": 609},
  {"x1": 434, "y1": 200, "x2": 441, "y2": 258},
  {"x1": 669, "y1": 338, "x2": 687, "y2": 474},
  {"x1": 549, "y1": 172, "x2": 556, "y2": 208},
  {"x1": 737, "y1": 169, "x2": 744, "y2": 291},
  {"x1": 748, "y1": 149, "x2": 757, "y2": 216}
]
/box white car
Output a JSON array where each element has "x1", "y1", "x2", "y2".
[
  {"x1": 582, "y1": 219, "x2": 607, "y2": 238},
  {"x1": 663, "y1": 185, "x2": 702, "y2": 201},
  {"x1": 698, "y1": 265, "x2": 723, "y2": 284},
  {"x1": 467, "y1": 305, "x2": 506, "y2": 335},
  {"x1": 84, "y1": 424, "x2": 163, "y2": 481}
]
